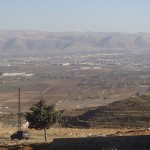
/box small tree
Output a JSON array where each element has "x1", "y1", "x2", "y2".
[{"x1": 26, "y1": 97, "x2": 60, "y2": 142}]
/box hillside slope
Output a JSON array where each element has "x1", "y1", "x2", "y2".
[{"x1": 79, "y1": 95, "x2": 150, "y2": 128}]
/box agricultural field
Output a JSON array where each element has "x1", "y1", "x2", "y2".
[{"x1": 0, "y1": 62, "x2": 150, "y2": 113}]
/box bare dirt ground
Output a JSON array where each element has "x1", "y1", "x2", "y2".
[
  {"x1": 0, "y1": 126, "x2": 150, "y2": 146},
  {"x1": 0, "y1": 126, "x2": 150, "y2": 150}
]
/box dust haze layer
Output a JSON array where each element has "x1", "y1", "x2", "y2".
[{"x1": 0, "y1": 30, "x2": 150, "y2": 56}]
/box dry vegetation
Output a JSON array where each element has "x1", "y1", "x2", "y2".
[
  {"x1": 0, "y1": 126, "x2": 128, "y2": 145},
  {"x1": 0, "y1": 126, "x2": 150, "y2": 150},
  {"x1": 61, "y1": 95, "x2": 150, "y2": 129},
  {"x1": 1, "y1": 126, "x2": 150, "y2": 144}
]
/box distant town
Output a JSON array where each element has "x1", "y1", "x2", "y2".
[{"x1": 0, "y1": 52, "x2": 150, "y2": 71}]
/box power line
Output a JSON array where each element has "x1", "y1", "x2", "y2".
[{"x1": 18, "y1": 88, "x2": 21, "y2": 131}]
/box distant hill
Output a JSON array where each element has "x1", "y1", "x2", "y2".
[
  {"x1": 78, "y1": 95, "x2": 150, "y2": 128},
  {"x1": 1, "y1": 30, "x2": 150, "y2": 56}
]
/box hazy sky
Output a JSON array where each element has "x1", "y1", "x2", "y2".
[{"x1": 0, "y1": 0, "x2": 150, "y2": 32}]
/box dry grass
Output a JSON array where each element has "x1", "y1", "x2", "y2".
[
  {"x1": 0, "y1": 126, "x2": 150, "y2": 150},
  {"x1": 0, "y1": 126, "x2": 128, "y2": 140}
]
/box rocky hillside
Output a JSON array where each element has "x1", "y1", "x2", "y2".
[
  {"x1": 78, "y1": 95, "x2": 150, "y2": 128},
  {"x1": 1, "y1": 31, "x2": 150, "y2": 56}
]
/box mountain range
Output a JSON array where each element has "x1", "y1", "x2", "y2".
[{"x1": 0, "y1": 30, "x2": 150, "y2": 56}]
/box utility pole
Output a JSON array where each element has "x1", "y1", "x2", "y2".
[{"x1": 18, "y1": 88, "x2": 21, "y2": 131}]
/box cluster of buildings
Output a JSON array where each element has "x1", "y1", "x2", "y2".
[{"x1": 0, "y1": 52, "x2": 150, "y2": 71}]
